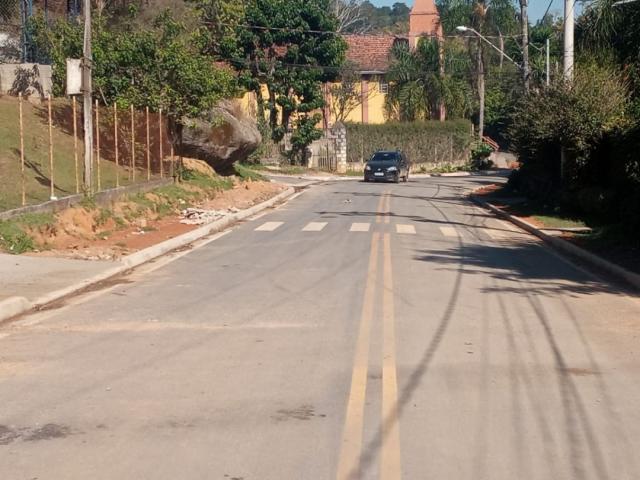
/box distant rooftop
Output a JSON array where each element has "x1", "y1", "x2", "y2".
[{"x1": 343, "y1": 35, "x2": 407, "y2": 73}]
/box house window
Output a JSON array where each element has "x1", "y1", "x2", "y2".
[{"x1": 379, "y1": 82, "x2": 389, "y2": 94}]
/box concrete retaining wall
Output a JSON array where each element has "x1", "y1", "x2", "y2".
[
  {"x1": 0, "y1": 178, "x2": 174, "y2": 221},
  {"x1": 0, "y1": 63, "x2": 52, "y2": 98}
]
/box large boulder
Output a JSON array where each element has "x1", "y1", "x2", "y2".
[{"x1": 179, "y1": 101, "x2": 261, "y2": 173}]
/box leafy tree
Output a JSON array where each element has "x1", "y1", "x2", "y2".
[
  {"x1": 214, "y1": 0, "x2": 346, "y2": 163},
  {"x1": 509, "y1": 62, "x2": 629, "y2": 200},
  {"x1": 357, "y1": 1, "x2": 410, "y2": 33},
  {"x1": 188, "y1": 0, "x2": 245, "y2": 58},
  {"x1": 28, "y1": 9, "x2": 236, "y2": 144},
  {"x1": 385, "y1": 38, "x2": 472, "y2": 121},
  {"x1": 528, "y1": 14, "x2": 562, "y2": 86},
  {"x1": 328, "y1": 61, "x2": 374, "y2": 122}
]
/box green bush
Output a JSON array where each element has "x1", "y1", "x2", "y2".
[
  {"x1": 470, "y1": 143, "x2": 494, "y2": 170},
  {"x1": 345, "y1": 120, "x2": 473, "y2": 164},
  {"x1": 508, "y1": 61, "x2": 640, "y2": 235},
  {"x1": 0, "y1": 221, "x2": 35, "y2": 254},
  {"x1": 508, "y1": 62, "x2": 629, "y2": 205}
]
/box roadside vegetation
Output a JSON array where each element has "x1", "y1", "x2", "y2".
[
  {"x1": 0, "y1": 96, "x2": 135, "y2": 211},
  {"x1": 0, "y1": 166, "x2": 269, "y2": 255}
]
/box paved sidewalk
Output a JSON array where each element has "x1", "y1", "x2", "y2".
[{"x1": 0, "y1": 254, "x2": 117, "y2": 303}]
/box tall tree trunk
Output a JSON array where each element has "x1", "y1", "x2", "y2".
[{"x1": 498, "y1": 29, "x2": 504, "y2": 70}]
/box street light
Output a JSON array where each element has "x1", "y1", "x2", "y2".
[
  {"x1": 456, "y1": 25, "x2": 523, "y2": 142},
  {"x1": 455, "y1": 26, "x2": 521, "y2": 70}
]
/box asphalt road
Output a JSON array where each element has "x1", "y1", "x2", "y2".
[{"x1": 1, "y1": 176, "x2": 640, "y2": 480}]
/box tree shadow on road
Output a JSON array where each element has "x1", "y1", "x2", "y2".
[{"x1": 354, "y1": 234, "x2": 631, "y2": 479}]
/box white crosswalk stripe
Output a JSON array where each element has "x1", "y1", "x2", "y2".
[
  {"x1": 439, "y1": 226, "x2": 459, "y2": 238},
  {"x1": 350, "y1": 222, "x2": 371, "y2": 232},
  {"x1": 302, "y1": 222, "x2": 328, "y2": 232},
  {"x1": 396, "y1": 224, "x2": 416, "y2": 235},
  {"x1": 255, "y1": 221, "x2": 284, "y2": 232}
]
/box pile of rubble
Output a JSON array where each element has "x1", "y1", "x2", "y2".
[{"x1": 180, "y1": 207, "x2": 239, "y2": 225}]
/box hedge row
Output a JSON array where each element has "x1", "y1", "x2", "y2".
[{"x1": 345, "y1": 120, "x2": 473, "y2": 164}]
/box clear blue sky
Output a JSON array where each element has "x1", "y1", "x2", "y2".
[{"x1": 369, "y1": 0, "x2": 566, "y2": 22}]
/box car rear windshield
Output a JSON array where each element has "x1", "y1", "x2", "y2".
[{"x1": 369, "y1": 152, "x2": 399, "y2": 166}]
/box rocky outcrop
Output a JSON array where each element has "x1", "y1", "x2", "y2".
[{"x1": 179, "y1": 101, "x2": 261, "y2": 173}]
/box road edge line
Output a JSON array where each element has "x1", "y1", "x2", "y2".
[{"x1": 0, "y1": 187, "x2": 297, "y2": 325}]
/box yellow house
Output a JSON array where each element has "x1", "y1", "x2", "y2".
[
  {"x1": 332, "y1": 34, "x2": 405, "y2": 125},
  {"x1": 239, "y1": 34, "x2": 405, "y2": 126},
  {"x1": 240, "y1": 0, "x2": 444, "y2": 126}
]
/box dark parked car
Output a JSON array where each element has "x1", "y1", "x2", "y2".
[{"x1": 364, "y1": 151, "x2": 410, "y2": 183}]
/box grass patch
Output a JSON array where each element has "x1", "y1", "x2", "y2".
[
  {"x1": 14, "y1": 212, "x2": 56, "y2": 228},
  {"x1": 79, "y1": 196, "x2": 97, "y2": 211},
  {"x1": 0, "y1": 219, "x2": 35, "y2": 253},
  {"x1": 155, "y1": 185, "x2": 198, "y2": 202},
  {"x1": 113, "y1": 215, "x2": 127, "y2": 229},
  {"x1": 239, "y1": 162, "x2": 268, "y2": 171},
  {"x1": 502, "y1": 201, "x2": 589, "y2": 230},
  {"x1": 130, "y1": 193, "x2": 156, "y2": 210},
  {"x1": 181, "y1": 169, "x2": 234, "y2": 191},
  {"x1": 94, "y1": 208, "x2": 113, "y2": 227},
  {"x1": 277, "y1": 165, "x2": 308, "y2": 175},
  {"x1": 234, "y1": 163, "x2": 266, "y2": 181},
  {"x1": 0, "y1": 96, "x2": 157, "y2": 212},
  {"x1": 481, "y1": 184, "x2": 590, "y2": 230}
]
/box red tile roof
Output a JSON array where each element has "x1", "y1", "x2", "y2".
[{"x1": 343, "y1": 35, "x2": 402, "y2": 73}]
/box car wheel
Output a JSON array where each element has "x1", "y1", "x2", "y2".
[{"x1": 394, "y1": 174, "x2": 400, "y2": 184}]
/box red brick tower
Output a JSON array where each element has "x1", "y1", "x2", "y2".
[{"x1": 409, "y1": 0, "x2": 443, "y2": 48}]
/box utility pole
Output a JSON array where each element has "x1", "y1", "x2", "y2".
[
  {"x1": 563, "y1": 0, "x2": 574, "y2": 81},
  {"x1": 561, "y1": 0, "x2": 574, "y2": 181},
  {"x1": 546, "y1": 38, "x2": 550, "y2": 86},
  {"x1": 82, "y1": 0, "x2": 93, "y2": 193},
  {"x1": 521, "y1": 0, "x2": 530, "y2": 92}
]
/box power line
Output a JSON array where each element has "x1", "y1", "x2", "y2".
[
  {"x1": 207, "y1": 21, "x2": 525, "y2": 39},
  {"x1": 228, "y1": 56, "x2": 523, "y2": 77},
  {"x1": 542, "y1": 0, "x2": 555, "y2": 20}
]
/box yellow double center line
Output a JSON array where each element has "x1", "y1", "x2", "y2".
[
  {"x1": 336, "y1": 191, "x2": 401, "y2": 480},
  {"x1": 375, "y1": 190, "x2": 392, "y2": 224}
]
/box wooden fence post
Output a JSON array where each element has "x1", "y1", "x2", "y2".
[
  {"x1": 47, "y1": 94, "x2": 55, "y2": 200},
  {"x1": 72, "y1": 96, "x2": 79, "y2": 194},
  {"x1": 130, "y1": 104, "x2": 135, "y2": 182},
  {"x1": 158, "y1": 109, "x2": 164, "y2": 178},
  {"x1": 146, "y1": 106, "x2": 150, "y2": 181},
  {"x1": 18, "y1": 93, "x2": 26, "y2": 206},
  {"x1": 170, "y1": 144, "x2": 175, "y2": 179},
  {"x1": 95, "y1": 99, "x2": 101, "y2": 191},
  {"x1": 114, "y1": 104, "x2": 119, "y2": 188}
]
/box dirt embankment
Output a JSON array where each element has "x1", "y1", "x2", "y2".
[{"x1": 5, "y1": 161, "x2": 284, "y2": 260}]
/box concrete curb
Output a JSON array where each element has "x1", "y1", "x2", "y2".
[
  {"x1": 429, "y1": 169, "x2": 512, "y2": 178},
  {"x1": 0, "y1": 297, "x2": 31, "y2": 321},
  {"x1": 0, "y1": 187, "x2": 296, "y2": 324},
  {"x1": 266, "y1": 174, "x2": 357, "y2": 182},
  {"x1": 471, "y1": 195, "x2": 640, "y2": 291}
]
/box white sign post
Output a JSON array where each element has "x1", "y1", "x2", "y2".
[{"x1": 66, "y1": 59, "x2": 82, "y2": 96}]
